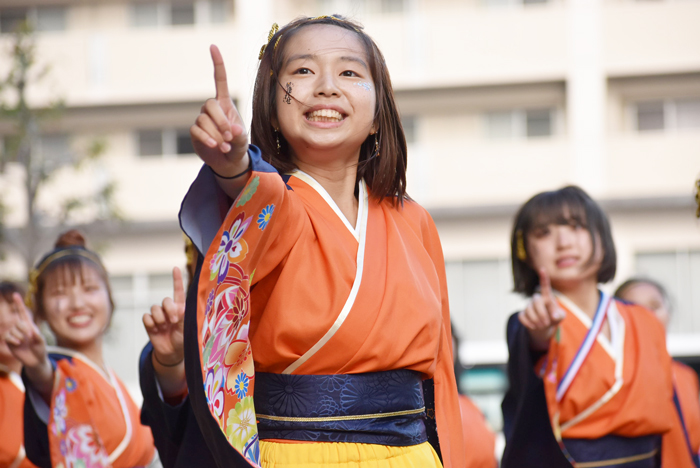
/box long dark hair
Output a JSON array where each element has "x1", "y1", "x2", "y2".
[{"x1": 251, "y1": 15, "x2": 408, "y2": 204}]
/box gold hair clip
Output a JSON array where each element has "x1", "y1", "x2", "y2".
[
  {"x1": 259, "y1": 23, "x2": 279, "y2": 60},
  {"x1": 516, "y1": 230, "x2": 527, "y2": 262}
]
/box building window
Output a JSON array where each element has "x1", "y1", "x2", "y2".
[
  {"x1": 0, "y1": 8, "x2": 28, "y2": 33},
  {"x1": 484, "y1": 108, "x2": 555, "y2": 140},
  {"x1": 445, "y1": 258, "x2": 525, "y2": 343},
  {"x1": 138, "y1": 130, "x2": 163, "y2": 157},
  {"x1": 0, "y1": 6, "x2": 67, "y2": 33},
  {"x1": 36, "y1": 6, "x2": 67, "y2": 32},
  {"x1": 634, "y1": 250, "x2": 700, "y2": 334},
  {"x1": 131, "y1": 3, "x2": 160, "y2": 27},
  {"x1": 137, "y1": 128, "x2": 195, "y2": 157},
  {"x1": 380, "y1": 0, "x2": 405, "y2": 13},
  {"x1": 130, "y1": 1, "x2": 228, "y2": 28},
  {"x1": 38, "y1": 134, "x2": 72, "y2": 166},
  {"x1": 634, "y1": 98, "x2": 700, "y2": 132},
  {"x1": 171, "y1": 1, "x2": 195, "y2": 26}
]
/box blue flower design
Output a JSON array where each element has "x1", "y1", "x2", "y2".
[
  {"x1": 65, "y1": 377, "x2": 77, "y2": 392},
  {"x1": 257, "y1": 204, "x2": 274, "y2": 230},
  {"x1": 234, "y1": 372, "x2": 250, "y2": 399}
]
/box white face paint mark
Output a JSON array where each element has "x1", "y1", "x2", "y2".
[{"x1": 354, "y1": 82, "x2": 372, "y2": 92}]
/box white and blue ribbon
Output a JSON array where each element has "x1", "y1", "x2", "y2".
[{"x1": 556, "y1": 292, "x2": 612, "y2": 402}]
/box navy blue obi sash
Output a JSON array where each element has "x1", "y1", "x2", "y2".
[
  {"x1": 562, "y1": 434, "x2": 661, "y2": 467},
  {"x1": 254, "y1": 370, "x2": 428, "y2": 446}
]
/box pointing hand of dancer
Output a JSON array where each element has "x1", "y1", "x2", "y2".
[
  {"x1": 190, "y1": 45, "x2": 249, "y2": 178},
  {"x1": 4, "y1": 292, "x2": 54, "y2": 399},
  {"x1": 518, "y1": 268, "x2": 566, "y2": 350},
  {"x1": 143, "y1": 267, "x2": 186, "y2": 369}
]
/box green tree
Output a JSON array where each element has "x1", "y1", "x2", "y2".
[{"x1": 0, "y1": 23, "x2": 119, "y2": 274}]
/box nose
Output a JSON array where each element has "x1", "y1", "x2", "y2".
[
  {"x1": 67, "y1": 287, "x2": 86, "y2": 310},
  {"x1": 314, "y1": 70, "x2": 340, "y2": 97},
  {"x1": 555, "y1": 226, "x2": 574, "y2": 248}
]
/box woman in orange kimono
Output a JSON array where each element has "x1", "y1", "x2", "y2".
[
  {"x1": 0, "y1": 281, "x2": 37, "y2": 468},
  {"x1": 3, "y1": 231, "x2": 157, "y2": 468},
  {"x1": 501, "y1": 186, "x2": 696, "y2": 468},
  {"x1": 139, "y1": 15, "x2": 464, "y2": 468},
  {"x1": 616, "y1": 278, "x2": 700, "y2": 466}
]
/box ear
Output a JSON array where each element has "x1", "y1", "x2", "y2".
[{"x1": 271, "y1": 115, "x2": 279, "y2": 129}]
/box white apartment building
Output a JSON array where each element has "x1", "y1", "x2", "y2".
[{"x1": 1, "y1": 0, "x2": 699, "y2": 434}]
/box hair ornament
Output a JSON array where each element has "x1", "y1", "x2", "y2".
[
  {"x1": 516, "y1": 230, "x2": 527, "y2": 262},
  {"x1": 258, "y1": 23, "x2": 280, "y2": 60},
  {"x1": 310, "y1": 15, "x2": 360, "y2": 32},
  {"x1": 26, "y1": 247, "x2": 104, "y2": 309}
]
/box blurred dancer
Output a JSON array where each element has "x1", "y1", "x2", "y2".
[
  {"x1": 0, "y1": 281, "x2": 37, "y2": 468},
  {"x1": 4, "y1": 231, "x2": 157, "y2": 468},
  {"x1": 452, "y1": 324, "x2": 498, "y2": 468},
  {"x1": 616, "y1": 278, "x2": 700, "y2": 466},
  {"x1": 501, "y1": 186, "x2": 695, "y2": 468}
]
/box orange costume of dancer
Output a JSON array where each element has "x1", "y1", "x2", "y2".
[
  {"x1": 665, "y1": 360, "x2": 700, "y2": 467},
  {"x1": 24, "y1": 348, "x2": 155, "y2": 468},
  {"x1": 151, "y1": 146, "x2": 465, "y2": 467},
  {"x1": 538, "y1": 294, "x2": 695, "y2": 467},
  {"x1": 458, "y1": 395, "x2": 497, "y2": 468},
  {"x1": 0, "y1": 369, "x2": 36, "y2": 468}
]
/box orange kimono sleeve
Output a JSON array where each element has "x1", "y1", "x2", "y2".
[
  {"x1": 0, "y1": 375, "x2": 37, "y2": 468},
  {"x1": 420, "y1": 209, "x2": 466, "y2": 468},
  {"x1": 663, "y1": 361, "x2": 700, "y2": 467}
]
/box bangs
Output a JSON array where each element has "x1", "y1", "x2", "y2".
[
  {"x1": 42, "y1": 258, "x2": 98, "y2": 288},
  {"x1": 524, "y1": 190, "x2": 589, "y2": 233},
  {"x1": 510, "y1": 185, "x2": 617, "y2": 296}
]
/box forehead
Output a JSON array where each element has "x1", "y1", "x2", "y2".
[
  {"x1": 623, "y1": 282, "x2": 663, "y2": 301},
  {"x1": 284, "y1": 24, "x2": 367, "y2": 62}
]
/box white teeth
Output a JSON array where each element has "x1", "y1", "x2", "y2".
[
  {"x1": 68, "y1": 315, "x2": 91, "y2": 325},
  {"x1": 306, "y1": 109, "x2": 343, "y2": 122}
]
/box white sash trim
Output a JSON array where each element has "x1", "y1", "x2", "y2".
[
  {"x1": 282, "y1": 179, "x2": 369, "y2": 374},
  {"x1": 556, "y1": 300, "x2": 626, "y2": 433},
  {"x1": 555, "y1": 293, "x2": 616, "y2": 359},
  {"x1": 9, "y1": 445, "x2": 25, "y2": 468},
  {"x1": 46, "y1": 346, "x2": 133, "y2": 462},
  {"x1": 289, "y1": 170, "x2": 363, "y2": 241}
]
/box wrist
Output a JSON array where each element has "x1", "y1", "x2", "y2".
[{"x1": 152, "y1": 350, "x2": 184, "y2": 368}]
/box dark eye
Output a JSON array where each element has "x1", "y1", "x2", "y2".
[
  {"x1": 294, "y1": 68, "x2": 313, "y2": 75},
  {"x1": 532, "y1": 227, "x2": 550, "y2": 238},
  {"x1": 341, "y1": 70, "x2": 358, "y2": 77}
]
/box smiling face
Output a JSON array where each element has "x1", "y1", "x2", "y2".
[
  {"x1": 525, "y1": 208, "x2": 603, "y2": 292},
  {"x1": 40, "y1": 264, "x2": 111, "y2": 348},
  {"x1": 274, "y1": 24, "x2": 377, "y2": 168}
]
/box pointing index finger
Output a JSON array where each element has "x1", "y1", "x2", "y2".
[
  {"x1": 172, "y1": 267, "x2": 185, "y2": 306},
  {"x1": 12, "y1": 292, "x2": 33, "y2": 326},
  {"x1": 210, "y1": 45, "x2": 231, "y2": 102},
  {"x1": 538, "y1": 268, "x2": 554, "y2": 304}
]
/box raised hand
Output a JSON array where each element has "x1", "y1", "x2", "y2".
[
  {"x1": 518, "y1": 268, "x2": 566, "y2": 350},
  {"x1": 190, "y1": 45, "x2": 249, "y2": 178},
  {"x1": 143, "y1": 267, "x2": 186, "y2": 368},
  {"x1": 4, "y1": 293, "x2": 53, "y2": 398}
]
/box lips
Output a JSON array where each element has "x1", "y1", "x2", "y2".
[
  {"x1": 556, "y1": 256, "x2": 578, "y2": 268},
  {"x1": 67, "y1": 314, "x2": 93, "y2": 327},
  {"x1": 305, "y1": 108, "x2": 345, "y2": 122}
]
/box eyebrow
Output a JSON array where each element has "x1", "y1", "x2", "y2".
[{"x1": 286, "y1": 53, "x2": 369, "y2": 71}]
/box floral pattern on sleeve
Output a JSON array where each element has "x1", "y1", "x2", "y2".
[{"x1": 197, "y1": 172, "x2": 280, "y2": 467}]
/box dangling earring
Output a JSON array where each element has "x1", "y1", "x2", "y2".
[
  {"x1": 516, "y1": 230, "x2": 527, "y2": 261},
  {"x1": 275, "y1": 128, "x2": 280, "y2": 154},
  {"x1": 372, "y1": 132, "x2": 380, "y2": 159}
]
